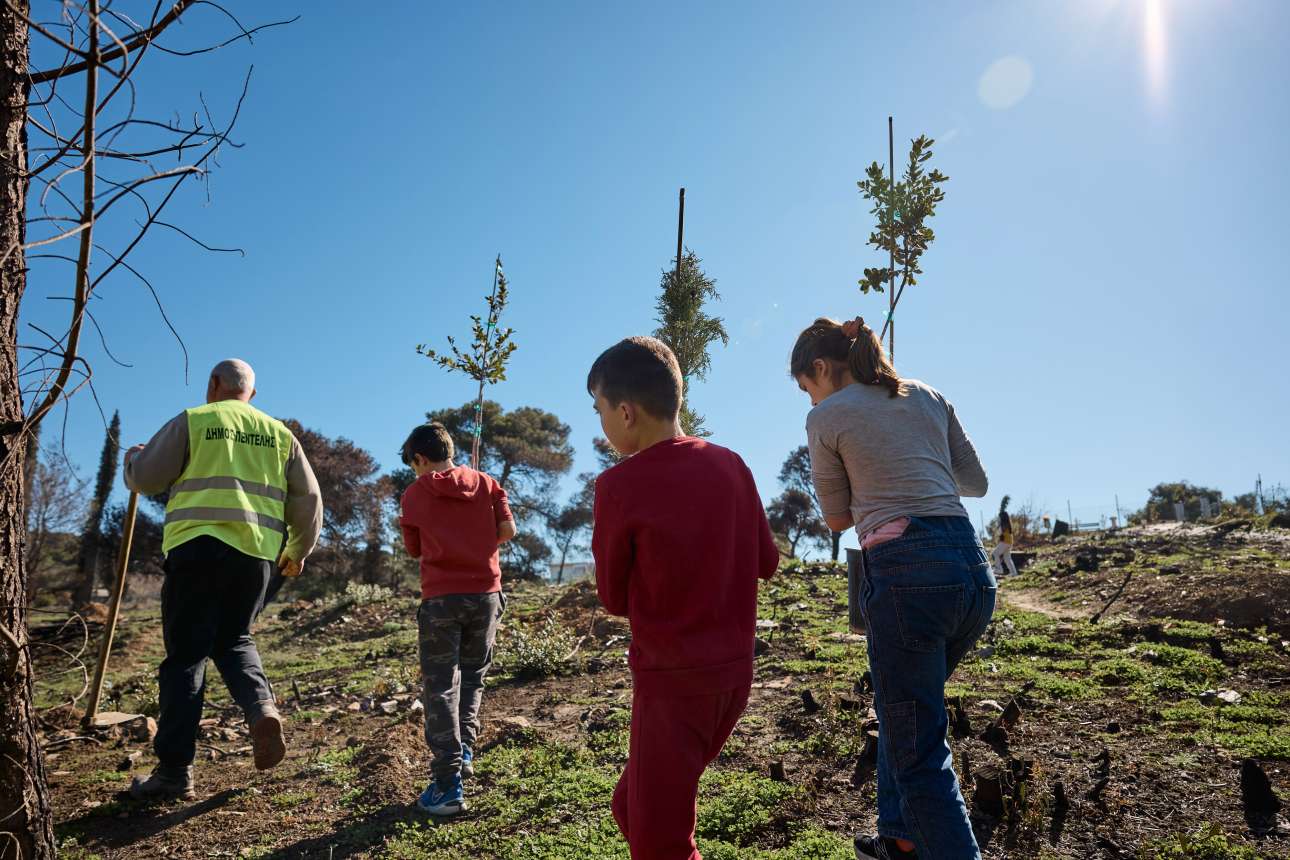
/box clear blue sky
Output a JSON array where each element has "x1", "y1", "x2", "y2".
[{"x1": 21, "y1": 1, "x2": 1290, "y2": 552}]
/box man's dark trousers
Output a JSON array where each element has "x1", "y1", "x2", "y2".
[{"x1": 155, "y1": 535, "x2": 275, "y2": 768}]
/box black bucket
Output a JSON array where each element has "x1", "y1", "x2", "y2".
[{"x1": 846, "y1": 547, "x2": 865, "y2": 633}]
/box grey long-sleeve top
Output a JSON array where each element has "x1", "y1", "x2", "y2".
[
  {"x1": 125, "y1": 407, "x2": 324, "y2": 561},
  {"x1": 805, "y1": 379, "x2": 988, "y2": 538}
]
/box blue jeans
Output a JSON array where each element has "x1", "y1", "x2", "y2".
[{"x1": 861, "y1": 516, "x2": 996, "y2": 859}]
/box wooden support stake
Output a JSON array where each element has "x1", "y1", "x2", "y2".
[{"x1": 83, "y1": 490, "x2": 138, "y2": 726}]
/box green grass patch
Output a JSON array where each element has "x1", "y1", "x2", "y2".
[
  {"x1": 1139, "y1": 643, "x2": 1224, "y2": 684},
  {"x1": 1208, "y1": 725, "x2": 1290, "y2": 760},
  {"x1": 1142, "y1": 824, "x2": 1261, "y2": 859},
  {"x1": 78, "y1": 769, "x2": 125, "y2": 786},
  {"x1": 696, "y1": 769, "x2": 801, "y2": 845},
  {"x1": 701, "y1": 826, "x2": 854, "y2": 859},
  {"x1": 303, "y1": 744, "x2": 360, "y2": 788},
  {"x1": 269, "y1": 789, "x2": 314, "y2": 810},
  {"x1": 1033, "y1": 674, "x2": 1100, "y2": 700},
  {"x1": 1093, "y1": 657, "x2": 1149, "y2": 687},
  {"x1": 993, "y1": 608, "x2": 1056, "y2": 635},
  {"x1": 995, "y1": 635, "x2": 1077, "y2": 658},
  {"x1": 586, "y1": 727, "x2": 629, "y2": 762},
  {"x1": 55, "y1": 837, "x2": 103, "y2": 860},
  {"x1": 1157, "y1": 620, "x2": 1220, "y2": 642}
]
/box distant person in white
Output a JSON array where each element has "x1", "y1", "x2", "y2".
[{"x1": 992, "y1": 496, "x2": 1018, "y2": 578}]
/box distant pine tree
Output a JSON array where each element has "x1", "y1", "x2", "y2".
[
  {"x1": 72, "y1": 411, "x2": 120, "y2": 609},
  {"x1": 653, "y1": 249, "x2": 728, "y2": 436}
]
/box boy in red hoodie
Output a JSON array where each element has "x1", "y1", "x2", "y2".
[
  {"x1": 587, "y1": 337, "x2": 780, "y2": 860},
  {"x1": 399, "y1": 422, "x2": 516, "y2": 816}
]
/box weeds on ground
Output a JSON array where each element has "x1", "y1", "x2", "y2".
[
  {"x1": 55, "y1": 838, "x2": 102, "y2": 860},
  {"x1": 1141, "y1": 824, "x2": 1262, "y2": 859}
]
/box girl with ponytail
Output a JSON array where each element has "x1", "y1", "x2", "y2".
[{"x1": 790, "y1": 316, "x2": 993, "y2": 860}]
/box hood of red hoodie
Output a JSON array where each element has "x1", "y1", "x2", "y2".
[{"x1": 417, "y1": 466, "x2": 484, "y2": 501}]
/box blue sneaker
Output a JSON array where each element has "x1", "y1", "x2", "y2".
[
  {"x1": 461, "y1": 745, "x2": 474, "y2": 780},
  {"x1": 417, "y1": 774, "x2": 466, "y2": 816}
]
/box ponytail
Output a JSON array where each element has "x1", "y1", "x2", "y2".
[
  {"x1": 847, "y1": 318, "x2": 905, "y2": 398},
  {"x1": 790, "y1": 316, "x2": 905, "y2": 398}
]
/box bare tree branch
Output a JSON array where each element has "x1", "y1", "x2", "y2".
[
  {"x1": 29, "y1": 0, "x2": 195, "y2": 84},
  {"x1": 87, "y1": 66, "x2": 252, "y2": 293},
  {"x1": 24, "y1": 0, "x2": 101, "y2": 436},
  {"x1": 151, "y1": 12, "x2": 298, "y2": 58},
  {"x1": 155, "y1": 219, "x2": 244, "y2": 256},
  {"x1": 99, "y1": 245, "x2": 191, "y2": 380}
]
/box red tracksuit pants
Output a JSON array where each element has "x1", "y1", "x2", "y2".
[{"x1": 612, "y1": 684, "x2": 751, "y2": 860}]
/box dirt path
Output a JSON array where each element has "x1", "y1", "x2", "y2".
[{"x1": 998, "y1": 582, "x2": 1092, "y2": 621}]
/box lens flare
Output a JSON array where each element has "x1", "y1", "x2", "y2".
[{"x1": 1143, "y1": 0, "x2": 1168, "y2": 101}]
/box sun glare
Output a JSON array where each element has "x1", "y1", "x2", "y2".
[{"x1": 1142, "y1": 0, "x2": 1168, "y2": 102}]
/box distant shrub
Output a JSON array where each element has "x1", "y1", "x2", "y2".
[
  {"x1": 334, "y1": 581, "x2": 392, "y2": 607},
  {"x1": 504, "y1": 618, "x2": 576, "y2": 680}
]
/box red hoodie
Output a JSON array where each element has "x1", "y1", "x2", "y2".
[
  {"x1": 592, "y1": 437, "x2": 780, "y2": 696},
  {"x1": 400, "y1": 466, "x2": 512, "y2": 599}
]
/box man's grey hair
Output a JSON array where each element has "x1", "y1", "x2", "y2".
[{"x1": 211, "y1": 358, "x2": 255, "y2": 393}]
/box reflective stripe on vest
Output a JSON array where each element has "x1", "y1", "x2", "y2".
[
  {"x1": 170, "y1": 476, "x2": 288, "y2": 503},
  {"x1": 163, "y1": 400, "x2": 293, "y2": 561},
  {"x1": 165, "y1": 507, "x2": 287, "y2": 534}
]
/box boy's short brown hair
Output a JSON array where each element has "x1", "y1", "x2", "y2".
[
  {"x1": 586, "y1": 336, "x2": 683, "y2": 421},
  {"x1": 401, "y1": 422, "x2": 455, "y2": 465}
]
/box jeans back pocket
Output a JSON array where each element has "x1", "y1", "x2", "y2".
[{"x1": 891, "y1": 584, "x2": 967, "y2": 653}]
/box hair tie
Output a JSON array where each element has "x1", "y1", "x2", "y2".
[{"x1": 840, "y1": 317, "x2": 864, "y2": 339}]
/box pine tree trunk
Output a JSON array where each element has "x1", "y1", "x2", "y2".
[
  {"x1": 556, "y1": 540, "x2": 569, "y2": 584},
  {"x1": 1, "y1": 5, "x2": 58, "y2": 856},
  {"x1": 72, "y1": 534, "x2": 100, "y2": 609}
]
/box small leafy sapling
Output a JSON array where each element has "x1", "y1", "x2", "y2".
[
  {"x1": 856, "y1": 135, "x2": 948, "y2": 343},
  {"x1": 417, "y1": 256, "x2": 518, "y2": 468}
]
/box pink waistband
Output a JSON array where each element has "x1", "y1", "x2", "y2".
[{"x1": 861, "y1": 517, "x2": 911, "y2": 549}]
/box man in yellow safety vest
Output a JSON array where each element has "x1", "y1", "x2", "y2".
[{"x1": 122, "y1": 358, "x2": 322, "y2": 801}]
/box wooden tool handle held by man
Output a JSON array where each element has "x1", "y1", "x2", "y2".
[{"x1": 83, "y1": 490, "x2": 139, "y2": 727}]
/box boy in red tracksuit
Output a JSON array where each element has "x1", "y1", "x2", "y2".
[{"x1": 587, "y1": 336, "x2": 780, "y2": 860}]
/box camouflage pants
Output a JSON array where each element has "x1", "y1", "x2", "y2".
[{"x1": 417, "y1": 592, "x2": 503, "y2": 788}]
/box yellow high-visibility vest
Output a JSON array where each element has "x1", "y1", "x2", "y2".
[{"x1": 163, "y1": 400, "x2": 293, "y2": 561}]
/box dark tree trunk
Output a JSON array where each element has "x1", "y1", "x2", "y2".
[
  {"x1": 73, "y1": 411, "x2": 118, "y2": 609},
  {"x1": 831, "y1": 530, "x2": 841, "y2": 562},
  {"x1": 555, "y1": 537, "x2": 571, "y2": 584},
  {"x1": 360, "y1": 528, "x2": 383, "y2": 585},
  {"x1": 71, "y1": 538, "x2": 100, "y2": 608},
  {"x1": 1, "y1": 4, "x2": 58, "y2": 855}
]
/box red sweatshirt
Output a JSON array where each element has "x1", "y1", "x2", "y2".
[
  {"x1": 400, "y1": 466, "x2": 512, "y2": 599},
  {"x1": 592, "y1": 437, "x2": 780, "y2": 696}
]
